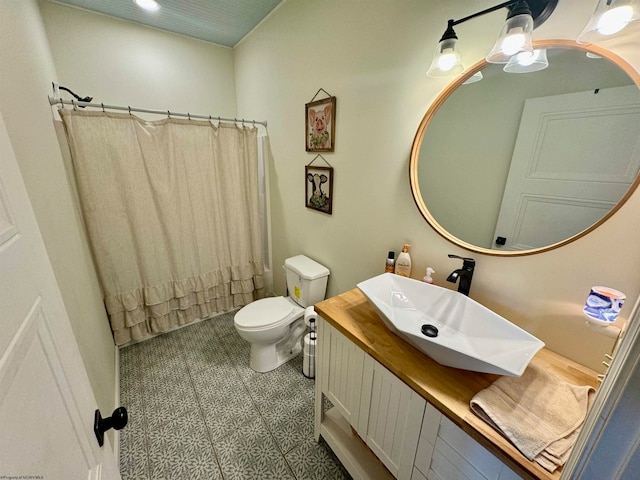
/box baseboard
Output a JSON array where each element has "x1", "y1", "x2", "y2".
[
  {"x1": 118, "y1": 308, "x2": 241, "y2": 348},
  {"x1": 113, "y1": 345, "x2": 120, "y2": 466}
]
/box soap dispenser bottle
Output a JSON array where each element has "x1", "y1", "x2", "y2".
[
  {"x1": 395, "y1": 244, "x2": 412, "y2": 277},
  {"x1": 423, "y1": 267, "x2": 435, "y2": 284}
]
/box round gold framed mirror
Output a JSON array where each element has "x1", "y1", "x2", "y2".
[{"x1": 410, "y1": 40, "x2": 640, "y2": 256}]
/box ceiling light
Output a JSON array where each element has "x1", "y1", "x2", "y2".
[
  {"x1": 134, "y1": 0, "x2": 160, "y2": 12},
  {"x1": 578, "y1": 0, "x2": 640, "y2": 43}
]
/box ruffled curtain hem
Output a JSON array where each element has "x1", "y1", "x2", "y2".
[{"x1": 108, "y1": 266, "x2": 264, "y2": 345}]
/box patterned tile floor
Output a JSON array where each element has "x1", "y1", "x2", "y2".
[{"x1": 119, "y1": 310, "x2": 351, "y2": 480}]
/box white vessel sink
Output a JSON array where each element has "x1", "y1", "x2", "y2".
[{"x1": 357, "y1": 273, "x2": 544, "y2": 376}]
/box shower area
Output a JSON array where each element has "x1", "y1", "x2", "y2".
[{"x1": 56, "y1": 93, "x2": 272, "y2": 345}]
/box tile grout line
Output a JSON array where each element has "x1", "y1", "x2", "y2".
[
  {"x1": 222, "y1": 334, "x2": 301, "y2": 479},
  {"x1": 140, "y1": 358, "x2": 154, "y2": 480},
  {"x1": 182, "y1": 349, "x2": 228, "y2": 479},
  {"x1": 123, "y1": 348, "x2": 154, "y2": 480},
  {"x1": 231, "y1": 357, "x2": 304, "y2": 478}
]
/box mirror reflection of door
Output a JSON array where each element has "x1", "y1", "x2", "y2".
[
  {"x1": 494, "y1": 85, "x2": 640, "y2": 250},
  {"x1": 412, "y1": 42, "x2": 640, "y2": 255}
]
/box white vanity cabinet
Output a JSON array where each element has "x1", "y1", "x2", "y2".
[{"x1": 315, "y1": 316, "x2": 523, "y2": 480}]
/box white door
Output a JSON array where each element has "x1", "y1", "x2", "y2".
[
  {"x1": 493, "y1": 85, "x2": 640, "y2": 251},
  {"x1": 0, "y1": 111, "x2": 120, "y2": 479}
]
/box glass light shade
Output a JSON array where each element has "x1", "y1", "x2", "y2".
[
  {"x1": 427, "y1": 37, "x2": 464, "y2": 78},
  {"x1": 486, "y1": 13, "x2": 534, "y2": 64},
  {"x1": 503, "y1": 49, "x2": 549, "y2": 73},
  {"x1": 463, "y1": 71, "x2": 484, "y2": 85},
  {"x1": 578, "y1": 0, "x2": 640, "y2": 43}
]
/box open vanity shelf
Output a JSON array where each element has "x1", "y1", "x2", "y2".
[{"x1": 314, "y1": 288, "x2": 599, "y2": 480}]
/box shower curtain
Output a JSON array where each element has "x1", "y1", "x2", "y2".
[{"x1": 60, "y1": 110, "x2": 264, "y2": 345}]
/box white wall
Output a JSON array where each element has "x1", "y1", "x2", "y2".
[
  {"x1": 0, "y1": 0, "x2": 115, "y2": 422},
  {"x1": 40, "y1": 1, "x2": 237, "y2": 118},
  {"x1": 234, "y1": 0, "x2": 640, "y2": 372}
]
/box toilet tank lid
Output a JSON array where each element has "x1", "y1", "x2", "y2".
[{"x1": 285, "y1": 255, "x2": 330, "y2": 280}]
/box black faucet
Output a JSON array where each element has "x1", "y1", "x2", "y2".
[{"x1": 446, "y1": 254, "x2": 475, "y2": 296}]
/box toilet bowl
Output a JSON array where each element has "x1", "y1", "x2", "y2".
[{"x1": 234, "y1": 255, "x2": 330, "y2": 373}]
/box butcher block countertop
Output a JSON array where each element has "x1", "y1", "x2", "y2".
[{"x1": 315, "y1": 288, "x2": 600, "y2": 480}]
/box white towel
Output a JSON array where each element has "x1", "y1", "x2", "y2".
[{"x1": 470, "y1": 363, "x2": 595, "y2": 473}]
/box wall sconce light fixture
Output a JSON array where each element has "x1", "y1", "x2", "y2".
[
  {"x1": 427, "y1": 0, "x2": 639, "y2": 78},
  {"x1": 427, "y1": 0, "x2": 558, "y2": 78}
]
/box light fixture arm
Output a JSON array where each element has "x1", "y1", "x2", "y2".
[
  {"x1": 450, "y1": 1, "x2": 517, "y2": 27},
  {"x1": 449, "y1": 0, "x2": 557, "y2": 30}
]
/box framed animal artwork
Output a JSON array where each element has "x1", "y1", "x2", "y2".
[
  {"x1": 305, "y1": 165, "x2": 333, "y2": 214},
  {"x1": 305, "y1": 96, "x2": 336, "y2": 152}
]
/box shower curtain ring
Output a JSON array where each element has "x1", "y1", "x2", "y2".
[
  {"x1": 167, "y1": 110, "x2": 171, "y2": 118},
  {"x1": 72, "y1": 100, "x2": 77, "y2": 111},
  {"x1": 188, "y1": 112, "x2": 191, "y2": 120},
  {"x1": 101, "y1": 103, "x2": 105, "y2": 113},
  {"x1": 128, "y1": 106, "x2": 131, "y2": 115},
  {"x1": 242, "y1": 118, "x2": 246, "y2": 127}
]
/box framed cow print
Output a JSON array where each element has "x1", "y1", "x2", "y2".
[{"x1": 305, "y1": 165, "x2": 333, "y2": 214}]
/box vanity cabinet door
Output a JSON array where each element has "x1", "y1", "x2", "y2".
[
  {"x1": 317, "y1": 318, "x2": 366, "y2": 429},
  {"x1": 413, "y1": 403, "x2": 442, "y2": 478},
  {"x1": 363, "y1": 357, "x2": 426, "y2": 480},
  {"x1": 413, "y1": 405, "x2": 524, "y2": 480}
]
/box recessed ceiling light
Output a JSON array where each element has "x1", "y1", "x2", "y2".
[{"x1": 134, "y1": 0, "x2": 160, "y2": 12}]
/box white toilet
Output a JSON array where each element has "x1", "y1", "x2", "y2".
[{"x1": 234, "y1": 255, "x2": 330, "y2": 373}]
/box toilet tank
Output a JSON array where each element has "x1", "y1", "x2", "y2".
[{"x1": 284, "y1": 255, "x2": 330, "y2": 308}]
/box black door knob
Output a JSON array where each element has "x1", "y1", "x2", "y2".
[{"x1": 94, "y1": 406, "x2": 128, "y2": 447}]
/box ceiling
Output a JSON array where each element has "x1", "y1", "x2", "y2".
[{"x1": 47, "y1": 0, "x2": 283, "y2": 48}]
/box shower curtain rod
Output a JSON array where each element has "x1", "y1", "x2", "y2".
[{"x1": 48, "y1": 95, "x2": 267, "y2": 128}]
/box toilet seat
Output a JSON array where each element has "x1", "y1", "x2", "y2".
[{"x1": 234, "y1": 297, "x2": 300, "y2": 331}]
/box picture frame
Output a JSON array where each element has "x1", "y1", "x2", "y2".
[
  {"x1": 305, "y1": 96, "x2": 336, "y2": 152},
  {"x1": 305, "y1": 165, "x2": 333, "y2": 214}
]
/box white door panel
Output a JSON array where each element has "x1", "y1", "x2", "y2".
[
  {"x1": 0, "y1": 109, "x2": 119, "y2": 479},
  {"x1": 0, "y1": 298, "x2": 95, "y2": 479},
  {"x1": 494, "y1": 85, "x2": 640, "y2": 250}
]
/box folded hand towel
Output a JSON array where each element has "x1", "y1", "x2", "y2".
[{"x1": 470, "y1": 363, "x2": 595, "y2": 473}]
